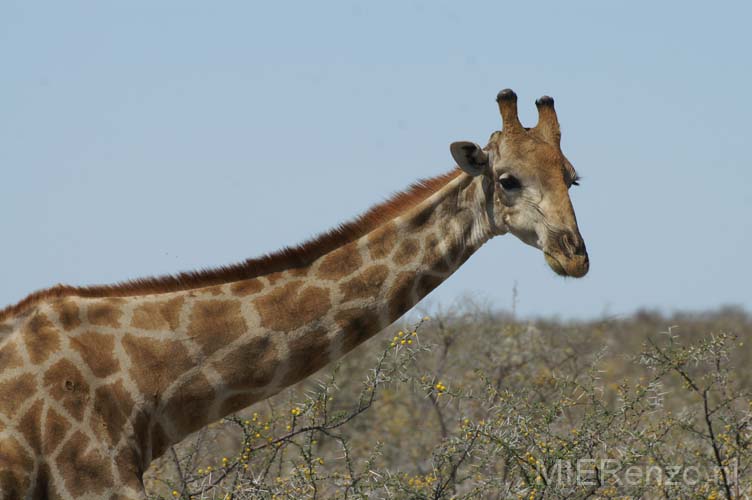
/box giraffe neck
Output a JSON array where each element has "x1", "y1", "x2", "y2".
[
  {"x1": 0, "y1": 171, "x2": 495, "y2": 496},
  {"x1": 143, "y1": 171, "x2": 492, "y2": 458}
]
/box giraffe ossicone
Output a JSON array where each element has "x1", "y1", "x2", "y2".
[{"x1": 0, "y1": 89, "x2": 588, "y2": 499}]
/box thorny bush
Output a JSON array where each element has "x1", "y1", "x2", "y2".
[{"x1": 145, "y1": 306, "x2": 752, "y2": 499}]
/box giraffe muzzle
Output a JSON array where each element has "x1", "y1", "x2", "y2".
[
  {"x1": 544, "y1": 251, "x2": 589, "y2": 278},
  {"x1": 544, "y1": 232, "x2": 589, "y2": 278}
]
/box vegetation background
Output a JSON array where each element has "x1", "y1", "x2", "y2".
[{"x1": 144, "y1": 304, "x2": 752, "y2": 499}]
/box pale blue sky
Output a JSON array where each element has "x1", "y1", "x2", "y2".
[{"x1": 1, "y1": 2, "x2": 750, "y2": 318}]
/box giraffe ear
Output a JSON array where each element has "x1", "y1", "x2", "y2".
[{"x1": 450, "y1": 141, "x2": 488, "y2": 176}]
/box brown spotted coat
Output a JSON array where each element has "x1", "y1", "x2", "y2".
[{"x1": 0, "y1": 170, "x2": 492, "y2": 499}]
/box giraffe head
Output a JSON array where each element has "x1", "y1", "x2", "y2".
[{"x1": 451, "y1": 89, "x2": 589, "y2": 278}]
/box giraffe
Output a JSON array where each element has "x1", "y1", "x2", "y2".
[{"x1": 0, "y1": 89, "x2": 588, "y2": 499}]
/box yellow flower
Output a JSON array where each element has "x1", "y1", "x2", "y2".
[{"x1": 172, "y1": 491, "x2": 179, "y2": 498}]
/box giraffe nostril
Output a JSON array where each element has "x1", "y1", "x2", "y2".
[
  {"x1": 559, "y1": 232, "x2": 586, "y2": 258},
  {"x1": 560, "y1": 234, "x2": 574, "y2": 256},
  {"x1": 574, "y1": 240, "x2": 587, "y2": 257}
]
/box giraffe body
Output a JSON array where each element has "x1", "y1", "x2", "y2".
[{"x1": 0, "y1": 90, "x2": 588, "y2": 498}]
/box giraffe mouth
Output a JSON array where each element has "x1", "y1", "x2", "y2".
[
  {"x1": 544, "y1": 252, "x2": 568, "y2": 276},
  {"x1": 544, "y1": 251, "x2": 589, "y2": 278}
]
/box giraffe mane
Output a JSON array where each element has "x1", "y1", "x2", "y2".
[{"x1": 0, "y1": 168, "x2": 462, "y2": 322}]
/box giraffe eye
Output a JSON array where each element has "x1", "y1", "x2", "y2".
[{"x1": 499, "y1": 174, "x2": 521, "y2": 191}]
